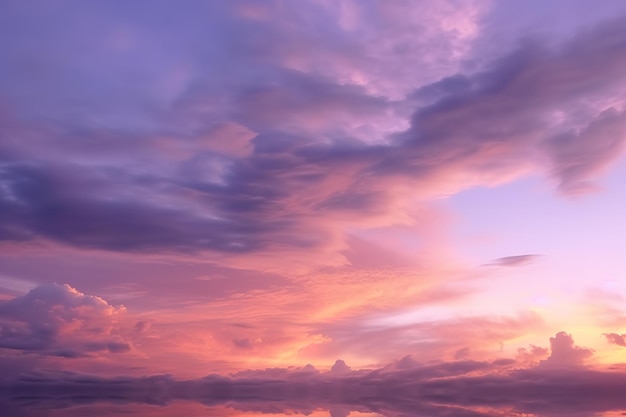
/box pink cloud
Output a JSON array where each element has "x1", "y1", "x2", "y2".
[
  {"x1": 300, "y1": 311, "x2": 544, "y2": 366},
  {"x1": 604, "y1": 332, "x2": 626, "y2": 347},
  {"x1": 3, "y1": 332, "x2": 625, "y2": 417},
  {"x1": 0, "y1": 284, "x2": 131, "y2": 358},
  {"x1": 539, "y1": 331, "x2": 594, "y2": 368},
  {"x1": 516, "y1": 344, "x2": 549, "y2": 365}
]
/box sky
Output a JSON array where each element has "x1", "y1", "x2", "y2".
[{"x1": 1, "y1": 0, "x2": 626, "y2": 414}]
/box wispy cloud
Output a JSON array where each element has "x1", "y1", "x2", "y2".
[{"x1": 484, "y1": 254, "x2": 541, "y2": 267}]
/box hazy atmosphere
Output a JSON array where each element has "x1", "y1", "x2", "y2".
[{"x1": 1, "y1": 1, "x2": 626, "y2": 416}]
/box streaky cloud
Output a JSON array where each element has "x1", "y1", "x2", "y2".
[{"x1": 484, "y1": 254, "x2": 541, "y2": 267}]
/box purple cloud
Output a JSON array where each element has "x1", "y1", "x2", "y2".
[
  {"x1": 0, "y1": 284, "x2": 130, "y2": 357},
  {"x1": 0, "y1": 5, "x2": 625, "y2": 259},
  {"x1": 545, "y1": 107, "x2": 626, "y2": 194},
  {"x1": 330, "y1": 359, "x2": 352, "y2": 375},
  {"x1": 1, "y1": 333, "x2": 626, "y2": 417},
  {"x1": 485, "y1": 254, "x2": 541, "y2": 267},
  {"x1": 539, "y1": 331, "x2": 594, "y2": 368}
]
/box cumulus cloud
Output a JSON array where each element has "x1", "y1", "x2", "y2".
[
  {"x1": 330, "y1": 359, "x2": 351, "y2": 375},
  {"x1": 0, "y1": 284, "x2": 130, "y2": 357},
  {"x1": 539, "y1": 331, "x2": 593, "y2": 368}
]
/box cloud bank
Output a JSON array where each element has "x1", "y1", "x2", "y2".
[{"x1": 2, "y1": 333, "x2": 626, "y2": 417}]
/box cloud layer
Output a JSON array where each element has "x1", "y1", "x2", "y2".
[
  {"x1": 2, "y1": 333, "x2": 626, "y2": 417},
  {"x1": 0, "y1": 2, "x2": 625, "y2": 262}
]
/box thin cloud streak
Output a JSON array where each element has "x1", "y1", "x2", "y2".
[{"x1": 484, "y1": 254, "x2": 541, "y2": 267}]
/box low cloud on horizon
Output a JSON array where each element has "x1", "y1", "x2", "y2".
[{"x1": 2, "y1": 331, "x2": 626, "y2": 417}]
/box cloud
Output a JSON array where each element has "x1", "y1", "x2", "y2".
[
  {"x1": 1, "y1": 333, "x2": 625, "y2": 417},
  {"x1": 232, "y1": 337, "x2": 259, "y2": 350},
  {"x1": 454, "y1": 346, "x2": 471, "y2": 359},
  {"x1": 0, "y1": 4, "x2": 625, "y2": 267},
  {"x1": 604, "y1": 332, "x2": 626, "y2": 347},
  {"x1": 539, "y1": 331, "x2": 593, "y2": 368},
  {"x1": 302, "y1": 311, "x2": 544, "y2": 365},
  {"x1": 485, "y1": 254, "x2": 541, "y2": 267},
  {"x1": 545, "y1": 107, "x2": 626, "y2": 194},
  {"x1": 516, "y1": 344, "x2": 549, "y2": 364},
  {"x1": 398, "y1": 18, "x2": 626, "y2": 192},
  {"x1": 0, "y1": 4, "x2": 625, "y2": 410},
  {"x1": 133, "y1": 321, "x2": 151, "y2": 334},
  {"x1": 330, "y1": 359, "x2": 351, "y2": 375},
  {"x1": 0, "y1": 283, "x2": 130, "y2": 357}
]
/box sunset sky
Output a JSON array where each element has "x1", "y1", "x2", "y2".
[{"x1": 2, "y1": 0, "x2": 626, "y2": 404}]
